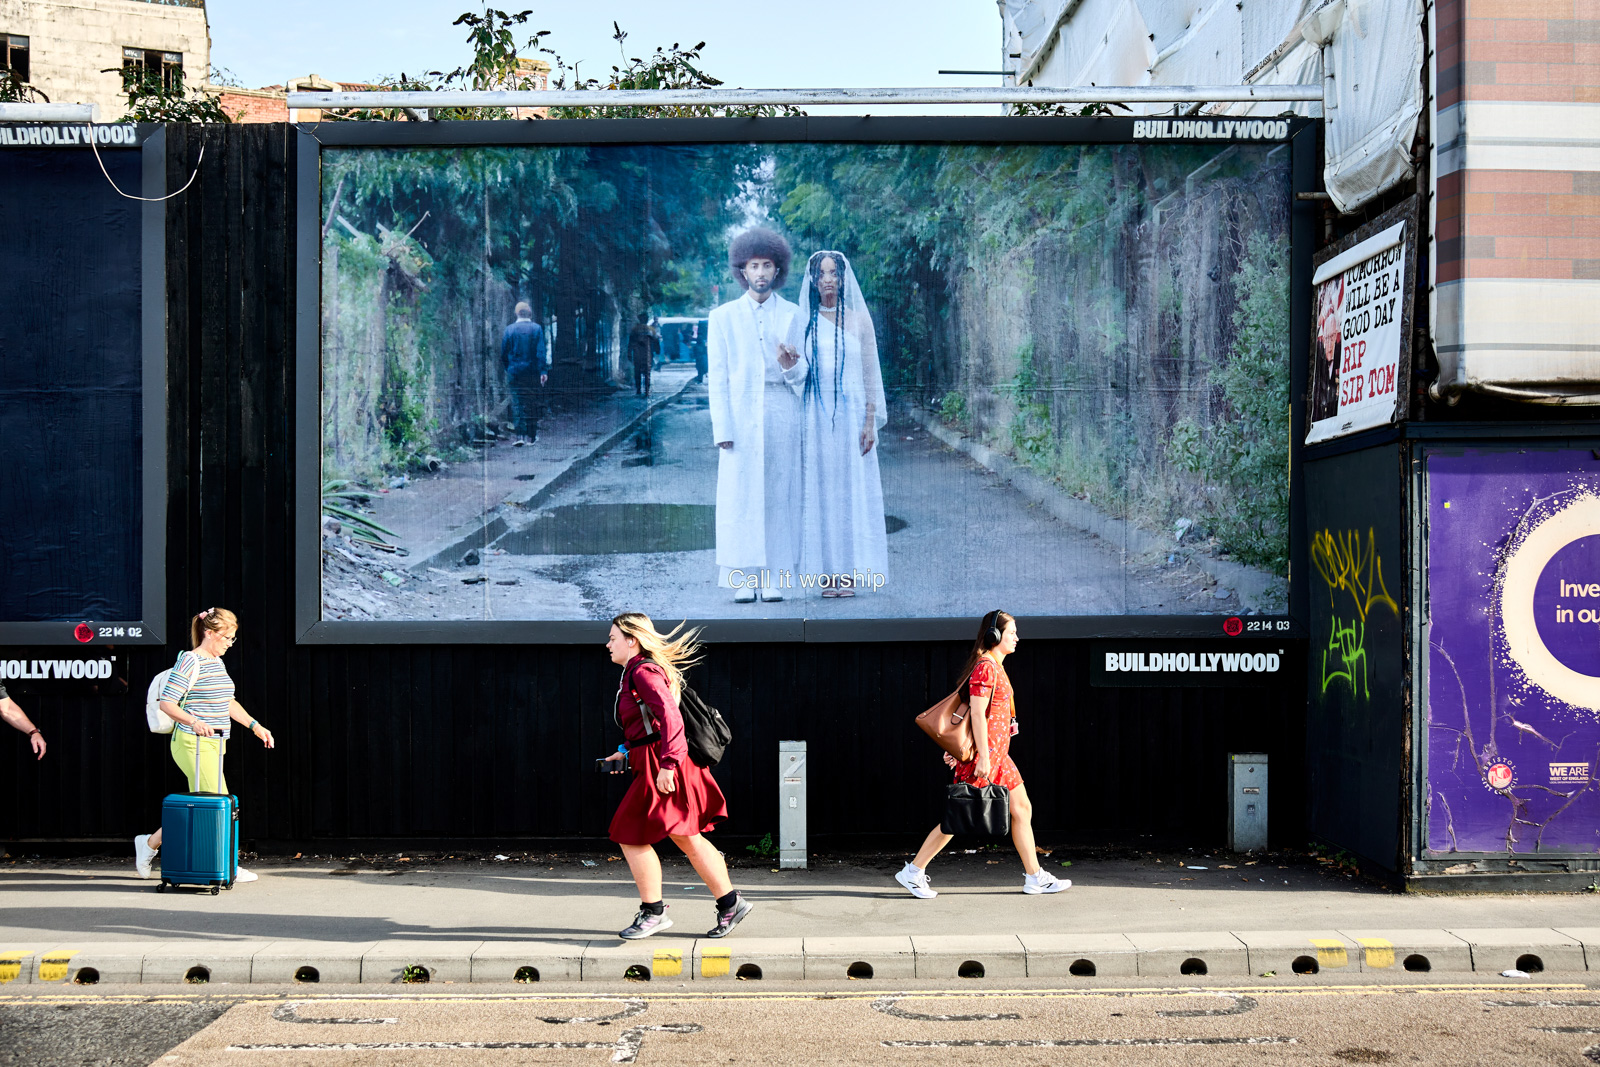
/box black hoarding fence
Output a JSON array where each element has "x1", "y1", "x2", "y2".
[{"x1": 0, "y1": 123, "x2": 1309, "y2": 851}]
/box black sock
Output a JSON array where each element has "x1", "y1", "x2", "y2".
[
  {"x1": 640, "y1": 900, "x2": 664, "y2": 916},
  {"x1": 715, "y1": 890, "x2": 738, "y2": 911}
]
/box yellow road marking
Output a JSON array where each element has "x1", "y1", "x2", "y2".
[
  {"x1": 37, "y1": 950, "x2": 78, "y2": 983},
  {"x1": 700, "y1": 947, "x2": 730, "y2": 978},
  {"x1": 1310, "y1": 938, "x2": 1349, "y2": 969},
  {"x1": 1357, "y1": 938, "x2": 1396, "y2": 970},
  {"x1": 0, "y1": 950, "x2": 33, "y2": 984},
  {"x1": 0, "y1": 982, "x2": 1586, "y2": 1006},
  {"x1": 651, "y1": 948, "x2": 682, "y2": 978}
]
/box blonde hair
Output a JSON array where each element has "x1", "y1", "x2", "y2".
[
  {"x1": 191, "y1": 606, "x2": 238, "y2": 650},
  {"x1": 612, "y1": 612, "x2": 701, "y2": 696}
]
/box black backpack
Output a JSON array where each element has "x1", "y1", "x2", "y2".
[{"x1": 623, "y1": 663, "x2": 733, "y2": 768}]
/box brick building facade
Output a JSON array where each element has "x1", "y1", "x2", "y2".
[{"x1": 1433, "y1": 0, "x2": 1600, "y2": 400}]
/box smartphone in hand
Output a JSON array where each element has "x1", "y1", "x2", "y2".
[{"x1": 596, "y1": 756, "x2": 627, "y2": 774}]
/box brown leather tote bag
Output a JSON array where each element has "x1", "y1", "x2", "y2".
[{"x1": 914, "y1": 686, "x2": 975, "y2": 763}]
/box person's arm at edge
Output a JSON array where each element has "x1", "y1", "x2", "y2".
[
  {"x1": 0, "y1": 696, "x2": 44, "y2": 759},
  {"x1": 229, "y1": 699, "x2": 274, "y2": 749}
]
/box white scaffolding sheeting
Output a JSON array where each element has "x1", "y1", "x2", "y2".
[{"x1": 998, "y1": 0, "x2": 1425, "y2": 212}]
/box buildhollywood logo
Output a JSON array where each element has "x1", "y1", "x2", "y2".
[
  {"x1": 1132, "y1": 118, "x2": 1291, "y2": 141},
  {"x1": 1104, "y1": 650, "x2": 1282, "y2": 674}
]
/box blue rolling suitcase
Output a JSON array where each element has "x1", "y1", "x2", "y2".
[{"x1": 158, "y1": 740, "x2": 238, "y2": 894}]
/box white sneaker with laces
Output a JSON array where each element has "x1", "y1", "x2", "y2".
[
  {"x1": 134, "y1": 834, "x2": 156, "y2": 879},
  {"x1": 1023, "y1": 868, "x2": 1070, "y2": 894},
  {"x1": 234, "y1": 868, "x2": 258, "y2": 883},
  {"x1": 895, "y1": 862, "x2": 937, "y2": 899}
]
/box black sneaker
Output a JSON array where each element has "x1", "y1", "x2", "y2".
[
  {"x1": 704, "y1": 893, "x2": 754, "y2": 938},
  {"x1": 619, "y1": 906, "x2": 672, "y2": 940}
]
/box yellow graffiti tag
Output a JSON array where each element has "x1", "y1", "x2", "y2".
[{"x1": 1312, "y1": 528, "x2": 1401, "y2": 699}]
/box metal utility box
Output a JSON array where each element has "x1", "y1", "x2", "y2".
[
  {"x1": 779, "y1": 741, "x2": 807, "y2": 869},
  {"x1": 1228, "y1": 752, "x2": 1268, "y2": 852}
]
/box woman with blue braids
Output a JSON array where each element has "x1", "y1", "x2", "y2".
[{"x1": 776, "y1": 250, "x2": 889, "y2": 598}]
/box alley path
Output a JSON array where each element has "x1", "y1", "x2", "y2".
[{"x1": 464, "y1": 384, "x2": 1231, "y2": 621}]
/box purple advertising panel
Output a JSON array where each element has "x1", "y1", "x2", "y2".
[{"x1": 1426, "y1": 447, "x2": 1600, "y2": 855}]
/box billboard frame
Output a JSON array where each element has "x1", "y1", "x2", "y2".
[
  {"x1": 0, "y1": 125, "x2": 168, "y2": 647},
  {"x1": 294, "y1": 115, "x2": 1318, "y2": 644},
  {"x1": 1408, "y1": 427, "x2": 1600, "y2": 872}
]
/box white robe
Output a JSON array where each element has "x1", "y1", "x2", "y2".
[
  {"x1": 784, "y1": 312, "x2": 888, "y2": 583},
  {"x1": 706, "y1": 291, "x2": 801, "y2": 586}
]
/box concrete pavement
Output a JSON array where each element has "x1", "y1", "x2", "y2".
[{"x1": 2, "y1": 850, "x2": 1598, "y2": 986}]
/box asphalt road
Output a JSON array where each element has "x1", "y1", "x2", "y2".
[
  {"x1": 7, "y1": 978, "x2": 1600, "y2": 1066},
  {"x1": 471, "y1": 384, "x2": 1230, "y2": 621}
]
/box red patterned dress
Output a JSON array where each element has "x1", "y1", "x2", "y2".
[{"x1": 948, "y1": 655, "x2": 1023, "y2": 790}]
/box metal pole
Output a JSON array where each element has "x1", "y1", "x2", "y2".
[
  {"x1": 287, "y1": 85, "x2": 1321, "y2": 111},
  {"x1": 0, "y1": 102, "x2": 99, "y2": 122}
]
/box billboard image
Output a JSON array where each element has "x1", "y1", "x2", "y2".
[
  {"x1": 315, "y1": 133, "x2": 1294, "y2": 626},
  {"x1": 1306, "y1": 203, "x2": 1415, "y2": 446},
  {"x1": 1426, "y1": 448, "x2": 1600, "y2": 854},
  {"x1": 0, "y1": 131, "x2": 165, "y2": 645}
]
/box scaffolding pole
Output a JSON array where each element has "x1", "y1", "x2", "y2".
[{"x1": 286, "y1": 84, "x2": 1322, "y2": 111}]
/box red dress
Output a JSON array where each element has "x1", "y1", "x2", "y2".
[
  {"x1": 949, "y1": 656, "x2": 1024, "y2": 790},
  {"x1": 608, "y1": 656, "x2": 729, "y2": 845}
]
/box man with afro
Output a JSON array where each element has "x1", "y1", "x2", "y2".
[{"x1": 706, "y1": 226, "x2": 806, "y2": 603}]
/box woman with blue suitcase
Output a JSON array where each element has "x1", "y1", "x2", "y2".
[{"x1": 134, "y1": 607, "x2": 275, "y2": 884}]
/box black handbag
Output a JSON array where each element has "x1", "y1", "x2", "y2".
[{"x1": 942, "y1": 782, "x2": 1011, "y2": 836}]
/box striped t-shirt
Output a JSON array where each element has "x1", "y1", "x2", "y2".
[{"x1": 160, "y1": 651, "x2": 235, "y2": 738}]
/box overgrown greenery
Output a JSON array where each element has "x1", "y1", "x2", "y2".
[
  {"x1": 0, "y1": 68, "x2": 47, "y2": 103},
  {"x1": 109, "y1": 65, "x2": 231, "y2": 123}
]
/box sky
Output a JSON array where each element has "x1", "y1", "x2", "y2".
[{"x1": 205, "y1": 0, "x2": 1006, "y2": 114}]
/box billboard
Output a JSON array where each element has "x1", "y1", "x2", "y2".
[
  {"x1": 300, "y1": 120, "x2": 1309, "y2": 640},
  {"x1": 1306, "y1": 199, "x2": 1417, "y2": 446},
  {"x1": 1425, "y1": 447, "x2": 1600, "y2": 855},
  {"x1": 0, "y1": 125, "x2": 166, "y2": 645}
]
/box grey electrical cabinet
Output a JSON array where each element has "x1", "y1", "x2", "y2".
[
  {"x1": 779, "y1": 740, "x2": 807, "y2": 869},
  {"x1": 1228, "y1": 752, "x2": 1268, "y2": 852}
]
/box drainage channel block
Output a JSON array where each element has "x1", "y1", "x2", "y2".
[
  {"x1": 361, "y1": 940, "x2": 481, "y2": 984},
  {"x1": 252, "y1": 940, "x2": 375, "y2": 984},
  {"x1": 909, "y1": 935, "x2": 1026, "y2": 979},
  {"x1": 1018, "y1": 933, "x2": 1139, "y2": 978},
  {"x1": 1448, "y1": 927, "x2": 1586, "y2": 973},
  {"x1": 1124, "y1": 932, "x2": 1250, "y2": 977},
  {"x1": 470, "y1": 941, "x2": 585, "y2": 983},
  {"x1": 803, "y1": 936, "x2": 915, "y2": 981},
  {"x1": 694, "y1": 937, "x2": 803, "y2": 981},
  {"x1": 581, "y1": 940, "x2": 690, "y2": 982},
  {"x1": 1555, "y1": 928, "x2": 1600, "y2": 972},
  {"x1": 26, "y1": 943, "x2": 149, "y2": 985},
  {"x1": 1336, "y1": 929, "x2": 1473, "y2": 973},
  {"x1": 142, "y1": 940, "x2": 275, "y2": 984},
  {"x1": 1232, "y1": 930, "x2": 1362, "y2": 976}
]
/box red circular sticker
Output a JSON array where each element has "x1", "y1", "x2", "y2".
[
  {"x1": 73, "y1": 623, "x2": 93, "y2": 643},
  {"x1": 1486, "y1": 762, "x2": 1514, "y2": 791},
  {"x1": 1222, "y1": 616, "x2": 1243, "y2": 636}
]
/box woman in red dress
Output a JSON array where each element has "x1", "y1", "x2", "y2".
[
  {"x1": 602, "y1": 612, "x2": 751, "y2": 940},
  {"x1": 895, "y1": 610, "x2": 1070, "y2": 898}
]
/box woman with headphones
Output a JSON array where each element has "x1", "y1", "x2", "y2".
[{"x1": 895, "y1": 610, "x2": 1070, "y2": 898}]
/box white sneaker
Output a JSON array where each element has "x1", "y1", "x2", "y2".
[
  {"x1": 733, "y1": 587, "x2": 756, "y2": 603},
  {"x1": 895, "y1": 862, "x2": 937, "y2": 899},
  {"x1": 234, "y1": 868, "x2": 258, "y2": 883},
  {"x1": 1023, "y1": 868, "x2": 1070, "y2": 894},
  {"x1": 134, "y1": 834, "x2": 157, "y2": 879}
]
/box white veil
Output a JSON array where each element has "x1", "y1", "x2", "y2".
[{"x1": 785, "y1": 249, "x2": 887, "y2": 430}]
